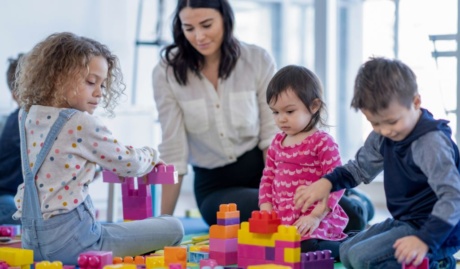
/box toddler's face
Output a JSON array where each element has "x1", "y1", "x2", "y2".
[
  {"x1": 65, "y1": 56, "x2": 108, "y2": 114},
  {"x1": 269, "y1": 89, "x2": 317, "y2": 136},
  {"x1": 361, "y1": 95, "x2": 421, "y2": 141}
]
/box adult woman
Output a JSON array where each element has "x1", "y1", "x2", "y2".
[{"x1": 152, "y1": 0, "x2": 373, "y2": 229}]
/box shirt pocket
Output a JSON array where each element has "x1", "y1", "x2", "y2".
[
  {"x1": 180, "y1": 99, "x2": 209, "y2": 134},
  {"x1": 229, "y1": 91, "x2": 258, "y2": 131}
]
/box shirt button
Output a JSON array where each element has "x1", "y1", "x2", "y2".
[
  {"x1": 229, "y1": 156, "x2": 234, "y2": 160},
  {"x1": 216, "y1": 104, "x2": 220, "y2": 108},
  {"x1": 220, "y1": 133, "x2": 224, "y2": 137}
]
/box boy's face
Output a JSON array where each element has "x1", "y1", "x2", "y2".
[{"x1": 361, "y1": 95, "x2": 421, "y2": 141}]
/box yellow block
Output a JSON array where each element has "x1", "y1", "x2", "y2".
[
  {"x1": 0, "y1": 247, "x2": 33, "y2": 268},
  {"x1": 238, "y1": 222, "x2": 276, "y2": 247}
]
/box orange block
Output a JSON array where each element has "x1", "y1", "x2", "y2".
[
  {"x1": 209, "y1": 224, "x2": 239, "y2": 239},
  {"x1": 164, "y1": 246, "x2": 187, "y2": 269},
  {"x1": 216, "y1": 203, "x2": 240, "y2": 219}
]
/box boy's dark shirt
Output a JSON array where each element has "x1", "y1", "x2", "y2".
[{"x1": 0, "y1": 108, "x2": 22, "y2": 196}]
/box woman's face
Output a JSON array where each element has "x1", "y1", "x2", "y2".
[{"x1": 179, "y1": 7, "x2": 224, "y2": 61}]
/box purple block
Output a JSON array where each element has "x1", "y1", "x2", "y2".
[
  {"x1": 301, "y1": 250, "x2": 334, "y2": 269},
  {"x1": 265, "y1": 246, "x2": 275, "y2": 261},
  {"x1": 217, "y1": 217, "x2": 240, "y2": 225},
  {"x1": 102, "y1": 169, "x2": 124, "y2": 183},
  {"x1": 145, "y1": 164, "x2": 178, "y2": 184}
]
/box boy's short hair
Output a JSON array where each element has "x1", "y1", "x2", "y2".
[
  {"x1": 6, "y1": 53, "x2": 24, "y2": 92},
  {"x1": 351, "y1": 57, "x2": 418, "y2": 114}
]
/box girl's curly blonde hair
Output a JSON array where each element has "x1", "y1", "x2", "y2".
[{"x1": 16, "y1": 32, "x2": 125, "y2": 116}]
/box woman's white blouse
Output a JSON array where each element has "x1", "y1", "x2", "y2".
[{"x1": 152, "y1": 42, "x2": 278, "y2": 175}]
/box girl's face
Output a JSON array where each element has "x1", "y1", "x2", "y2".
[
  {"x1": 269, "y1": 89, "x2": 319, "y2": 137},
  {"x1": 179, "y1": 7, "x2": 224, "y2": 62},
  {"x1": 65, "y1": 56, "x2": 108, "y2": 114}
]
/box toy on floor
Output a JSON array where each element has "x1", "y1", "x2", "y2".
[
  {"x1": 209, "y1": 203, "x2": 239, "y2": 266},
  {"x1": 102, "y1": 164, "x2": 178, "y2": 221},
  {"x1": 78, "y1": 251, "x2": 112, "y2": 269},
  {"x1": 0, "y1": 225, "x2": 20, "y2": 237},
  {"x1": 0, "y1": 247, "x2": 33, "y2": 269},
  {"x1": 402, "y1": 257, "x2": 429, "y2": 269}
]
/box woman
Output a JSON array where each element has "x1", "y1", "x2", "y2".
[{"x1": 152, "y1": 0, "x2": 373, "y2": 229}]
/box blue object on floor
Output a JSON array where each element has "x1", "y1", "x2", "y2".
[{"x1": 178, "y1": 217, "x2": 209, "y2": 235}]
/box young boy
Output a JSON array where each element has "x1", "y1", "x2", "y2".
[
  {"x1": 294, "y1": 57, "x2": 460, "y2": 269},
  {"x1": 0, "y1": 53, "x2": 23, "y2": 224}
]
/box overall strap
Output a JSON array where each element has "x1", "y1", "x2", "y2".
[{"x1": 19, "y1": 108, "x2": 78, "y2": 221}]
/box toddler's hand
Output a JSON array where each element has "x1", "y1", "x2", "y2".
[
  {"x1": 294, "y1": 215, "x2": 321, "y2": 236},
  {"x1": 393, "y1": 235, "x2": 428, "y2": 266},
  {"x1": 259, "y1": 203, "x2": 273, "y2": 212}
]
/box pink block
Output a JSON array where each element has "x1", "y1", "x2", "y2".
[
  {"x1": 275, "y1": 240, "x2": 300, "y2": 249},
  {"x1": 145, "y1": 164, "x2": 178, "y2": 184},
  {"x1": 169, "y1": 263, "x2": 182, "y2": 269},
  {"x1": 78, "y1": 251, "x2": 113, "y2": 269},
  {"x1": 237, "y1": 244, "x2": 265, "y2": 259},
  {"x1": 209, "y1": 250, "x2": 237, "y2": 266},
  {"x1": 200, "y1": 259, "x2": 218, "y2": 268},
  {"x1": 209, "y1": 238, "x2": 238, "y2": 253},
  {"x1": 0, "y1": 225, "x2": 20, "y2": 237},
  {"x1": 402, "y1": 257, "x2": 429, "y2": 269},
  {"x1": 102, "y1": 170, "x2": 124, "y2": 183}
]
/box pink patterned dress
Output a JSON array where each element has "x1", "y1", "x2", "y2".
[{"x1": 259, "y1": 130, "x2": 348, "y2": 241}]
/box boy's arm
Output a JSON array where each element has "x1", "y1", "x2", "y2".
[
  {"x1": 324, "y1": 131, "x2": 385, "y2": 191},
  {"x1": 412, "y1": 131, "x2": 460, "y2": 251}
]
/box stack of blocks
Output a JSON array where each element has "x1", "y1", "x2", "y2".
[
  {"x1": 102, "y1": 164, "x2": 178, "y2": 220},
  {"x1": 209, "y1": 204, "x2": 240, "y2": 266},
  {"x1": 238, "y1": 210, "x2": 299, "y2": 269}
]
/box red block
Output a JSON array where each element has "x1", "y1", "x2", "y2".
[{"x1": 249, "y1": 210, "x2": 281, "y2": 234}]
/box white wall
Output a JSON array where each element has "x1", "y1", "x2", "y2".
[{"x1": 0, "y1": 0, "x2": 138, "y2": 111}]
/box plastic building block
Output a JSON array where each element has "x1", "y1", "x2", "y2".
[
  {"x1": 35, "y1": 261, "x2": 63, "y2": 269},
  {"x1": 102, "y1": 265, "x2": 136, "y2": 269},
  {"x1": 164, "y1": 246, "x2": 187, "y2": 269},
  {"x1": 0, "y1": 261, "x2": 7, "y2": 269},
  {"x1": 78, "y1": 251, "x2": 113, "y2": 269},
  {"x1": 189, "y1": 251, "x2": 209, "y2": 263},
  {"x1": 273, "y1": 225, "x2": 300, "y2": 243},
  {"x1": 247, "y1": 265, "x2": 292, "y2": 269},
  {"x1": 145, "y1": 256, "x2": 165, "y2": 269},
  {"x1": 0, "y1": 247, "x2": 33, "y2": 268},
  {"x1": 209, "y1": 224, "x2": 239, "y2": 239},
  {"x1": 238, "y1": 222, "x2": 276, "y2": 247},
  {"x1": 216, "y1": 204, "x2": 240, "y2": 219},
  {"x1": 217, "y1": 217, "x2": 240, "y2": 226},
  {"x1": 209, "y1": 250, "x2": 237, "y2": 266},
  {"x1": 249, "y1": 211, "x2": 281, "y2": 234},
  {"x1": 402, "y1": 257, "x2": 429, "y2": 269},
  {"x1": 0, "y1": 225, "x2": 20, "y2": 237},
  {"x1": 199, "y1": 259, "x2": 218, "y2": 268},
  {"x1": 145, "y1": 164, "x2": 178, "y2": 184},
  {"x1": 168, "y1": 263, "x2": 182, "y2": 269},
  {"x1": 209, "y1": 238, "x2": 238, "y2": 253},
  {"x1": 300, "y1": 250, "x2": 333, "y2": 269}
]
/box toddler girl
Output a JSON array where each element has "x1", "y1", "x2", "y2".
[
  {"x1": 259, "y1": 65, "x2": 348, "y2": 259},
  {"x1": 13, "y1": 32, "x2": 184, "y2": 264}
]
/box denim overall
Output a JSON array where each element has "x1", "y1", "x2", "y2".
[
  {"x1": 19, "y1": 108, "x2": 183, "y2": 264},
  {"x1": 19, "y1": 109, "x2": 102, "y2": 264}
]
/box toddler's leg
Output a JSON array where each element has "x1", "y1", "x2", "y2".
[
  {"x1": 100, "y1": 215, "x2": 184, "y2": 257},
  {"x1": 341, "y1": 218, "x2": 416, "y2": 269}
]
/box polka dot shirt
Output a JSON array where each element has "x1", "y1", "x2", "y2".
[{"x1": 13, "y1": 105, "x2": 159, "y2": 220}]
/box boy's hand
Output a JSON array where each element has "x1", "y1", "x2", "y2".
[
  {"x1": 294, "y1": 178, "x2": 332, "y2": 213},
  {"x1": 294, "y1": 215, "x2": 321, "y2": 236},
  {"x1": 393, "y1": 235, "x2": 428, "y2": 266}
]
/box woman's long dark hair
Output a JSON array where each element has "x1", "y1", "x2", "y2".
[{"x1": 161, "y1": 0, "x2": 240, "y2": 85}]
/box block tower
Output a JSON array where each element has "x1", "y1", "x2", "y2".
[
  {"x1": 103, "y1": 164, "x2": 177, "y2": 220},
  {"x1": 238, "y1": 210, "x2": 301, "y2": 269},
  {"x1": 209, "y1": 203, "x2": 239, "y2": 265}
]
